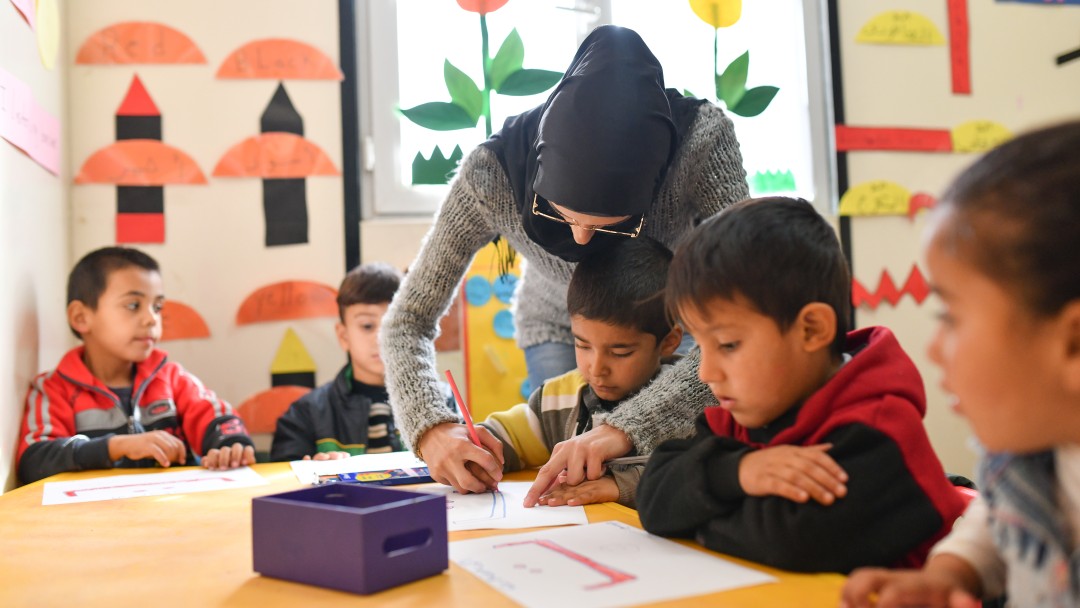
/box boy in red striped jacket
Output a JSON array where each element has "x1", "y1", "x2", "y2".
[{"x1": 17, "y1": 247, "x2": 254, "y2": 484}]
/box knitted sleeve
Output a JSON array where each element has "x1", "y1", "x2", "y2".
[
  {"x1": 683, "y1": 104, "x2": 749, "y2": 222},
  {"x1": 381, "y1": 149, "x2": 504, "y2": 452}
]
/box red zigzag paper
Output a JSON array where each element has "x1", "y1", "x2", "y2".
[{"x1": 852, "y1": 266, "x2": 930, "y2": 310}]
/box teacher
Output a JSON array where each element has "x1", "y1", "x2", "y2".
[{"x1": 382, "y1": 25, "x2": 749, "y2": 500}]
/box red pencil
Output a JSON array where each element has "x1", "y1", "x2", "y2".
[{"x1": 445, "y1": 370, "x2": 482, "y2": 447}]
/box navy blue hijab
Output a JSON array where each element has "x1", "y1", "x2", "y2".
[{"x1": 482, "y1": 26, "x2": 706, "y2": 263}]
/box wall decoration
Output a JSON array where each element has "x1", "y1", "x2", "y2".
[
  {"x1": 855, "y1": 11, "x2": 946, "y2": 45},
  {"x1": 235, "y1": 385, "x2": 310, "y2": 434},
  {"x1": 160, "y1": 301, "x2": 211, "y2": 341},
  {"x1": 35, "y1": 0, "x2": 60, "y2": 69},
  {"x1": 9, "y1": 0, "x2": 34, "y2": 27},
  {"x1": 947, "y1": 0, "x2": 971, "y2": 94},
  {"x1": 270, "y1": 328, "x2": 317, "y2": 388},
  {"x1": 688, "y1": 0, "x2": 779, "y2": 117},
  {"x1": 75, "y1": 21, "x2": 206, "y2": 65},
  {"x1": 838, "y1": 181, "x2": 939, "y2": 218},
  {"x1": 0, "y1": 67, "x2": 60, "y2": 175},
  {"x1": 213, "y1": 83, "x2": 340, "y2": 246},
  {"x1": 462, "y1": 242, "x2": 528, "y2": 419},
  {"x1": 399, "y1": 0, "x2": 561, "y2": 184},
  {"x1": 216, "y1": 38, "x2": 344, "y2": 80},
  {"x1": 852, "y1": 266, "x2": 930, "y2": 310},
  {"x1": 835, "y1": 125, "x2": 953, "y2": 152},
  {"x1": 235, "y1": 280, "x2": 338, "y2": 326},
  {"x1": 748, "y1": 169, "x2": 796, "y2": 194},
  {"x1": 75, "y1": 75, "x2": 207, "y2": 243},
  {"x1": 950, "y1": 119, "x2": 1012, "y2": 152},
  {"x1": 412, "y1": 145, "x2": 464, "y2": 185}
]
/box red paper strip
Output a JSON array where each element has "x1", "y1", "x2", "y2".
[
  {"x1": 852, "y1": 266, "x2": 931, "y2": 310},
  {"x1": 836, "y1": 126, "x2": 953, "y2": 152},
  {"x1": 116, "y1": 213, "x2": 164, "y2": 243},
  {"x1": 76, "y1": 22, "x2": 206, "y2": 65},
  {"x1": 160, "y1": 301, "x2": 211, "y2": 341},
  {"x1": 216, "y1": 38, "x2": 344, "y2": 80},
  {"x1": 212, "y1": 132, "x2": 340, "y2": 179},
  {"x1": 236, "y1": 280, "x2": 339, "y2": 325},
  {"x1": 75, "y1": 140, "x2": 207, "y2": 185},
  {"x1": 947, "y1": 0, "x2": 971, "y2": 94}
]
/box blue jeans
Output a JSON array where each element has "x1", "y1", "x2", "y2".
[{"x1": 523, "y1": 342, "x2": 576, "y2": 397}]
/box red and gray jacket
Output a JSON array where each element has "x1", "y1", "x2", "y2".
[{"x1": 17, "y1": 347, "x2": 252, "y2": 484}]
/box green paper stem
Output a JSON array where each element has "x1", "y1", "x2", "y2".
[{"x1": 480, "y1": 14, "x2": 493, "y2": 137}]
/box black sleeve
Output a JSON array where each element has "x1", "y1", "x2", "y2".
[
  {"x1": 201, "y1": 415, "x2": 255, "y2": 456},
  {"x1": 18, "y1": 436, "x2": 115, "y2": 485},
  {"x1": 636, "y1": 414, "x2": 753, "y2": 536},
  {"x1": 666, "y1": 423, "x2": 945, "y2": 574},
  {"x1": 269, "y1": 401, "x2": 317, "y2": 462}
]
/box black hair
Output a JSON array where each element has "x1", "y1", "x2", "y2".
[
  {"x1": 566, "y1": 236, "x2": 674, "y2": 342},
  {"x1": 67, "y1": 246, "x2": 160, "y2": 339},
  {"x1": 935, "y1": 119, "x2": 1080, "y2": 317},
  {"x1": 337, "y1": 262, "x2": 403, "y2": 321},
  {"x1": 667, "y1": 197, "x2": 850, "y2": 358}
]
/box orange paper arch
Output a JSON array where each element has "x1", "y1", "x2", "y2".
[
  {"x1": 237, "y1": 280, "x2": 339, "y2": 326},
  {"x1": 236, "y1": 386, "x2": 310, "y2": 433},
  {"x1": 160, "y1": 301, "x2": 211, "y2": 341},
  {"x1": 75, "y1": 140, "x2": 207, "y2": 185},
  {"x1": 213, "y1": 133, "x2": 340, "y2": 179},
  {"x1": 216, "y1": 38, "x2": 344, "y2": 80},
  {"x1": 76, "y1": 21, "x2": 206, "y2": 64}
]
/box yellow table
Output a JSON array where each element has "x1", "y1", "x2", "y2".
[{"x1": 0, "y1": 464, "x2": 844, "y2": 606}]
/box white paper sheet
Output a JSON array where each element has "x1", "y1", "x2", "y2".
[
  {"x1": 288, "y1": 452, "x2": 428, "y2": 484},
  {"x1": 41, "y1": 466, "x2": 268, "y2": 505},
  {"x1": 410, "y1": 482, "x2": 589, "y2": 531},
  {"x1": 451, "y1": 521, "x2": 776, "y2": 607}
]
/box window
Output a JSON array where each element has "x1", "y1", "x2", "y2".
[{"x1": 357, "y1": 0, "x2": 834, "y2": 217}]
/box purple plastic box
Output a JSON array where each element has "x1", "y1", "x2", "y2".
[{"x1": 252, "y1": 484, "x2": 448, "y2": 594}]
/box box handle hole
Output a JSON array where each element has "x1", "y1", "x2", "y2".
[{"x1": 383, "y1": 528, "x2": 433, "y2": 557}]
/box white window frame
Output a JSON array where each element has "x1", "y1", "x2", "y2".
[{"x1": 355, "y1": 0, "x2": 836, "y2": 218}]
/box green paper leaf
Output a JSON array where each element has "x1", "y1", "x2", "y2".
[
  {"x1": 683, "y1": 89, "x2": 696, "y2": 99},
  {"x1": 490, "y1": 29, "x2": 525, "y2": 90},
  {"x1": 716, "y1": 50, "x2": 749, "y2": 107},
  {"x1": 730, "y1": 85, "x2": 779, "y2": 117},
  {"x1": 399, "y1": 102, "x2": 476, "y2": 131},
  {"x1": 412, "y1": 145, "x2": 464, "y2": 185},
  {"x1": 444, "y1": 60, "x2": 483, "y2": 123},
  {"x1": 496, "y1": 68, "x2": 562, "y2": 96}
]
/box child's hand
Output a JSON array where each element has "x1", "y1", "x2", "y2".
[
  {"x1": 108, "y1": 431, "x2": 187, "y2": 467},
  {"x1": 538, "y1": 476, "x2": 619, "y2": 507},
  {"x1": 738, "y1": 444, "x2": 848, "y2": 505},
  {"x1": 201, "y1": 443, "x2": 256, "y2": 470},
  {"x1": 302, "y1": 451, "x2": 351, "y2": 461},
  {"x1": 840, "y1": 567, "x2": 980, "y2": 608}
]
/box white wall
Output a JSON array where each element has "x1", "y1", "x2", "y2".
[{"x1": 0, "y1": 3, "x2": 69, "y2": 491}]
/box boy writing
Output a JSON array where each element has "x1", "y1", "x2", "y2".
[
  {"x1": 271, "y1": 263, "x2": 454, "y2": 461},
  {"x1": 637, "y1": 197, "x2": 967, "y2": 573},
  {"x1": 17, "y1": 247, "x2": 254, "y2": 484},
  {"x1": 478, "y1": 237, "x2": 682, "y2": 507}
]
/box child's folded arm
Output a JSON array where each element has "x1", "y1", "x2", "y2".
[
  {"x1": 694, "y1": 424, "x2": 946, "y2": 574},
  {"x1": 636, "y1": 415, "x2": 753, "y2": 536},
  {"x1": 18, "y1": 435, "x2": 113, "y2": 484},
  {"x1": 269, "y1": 400, "x2": 318, "y2": 462}
]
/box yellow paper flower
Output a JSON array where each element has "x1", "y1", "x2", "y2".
[{"x1": 689, "y1": 0, "x2": 742, "y2": 28}]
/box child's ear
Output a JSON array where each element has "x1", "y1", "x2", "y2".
[
  {"x1": 796, "y1": 302, "x2": 837, "y2": 354},
  {"x1": 67, "y1": 301, "x2": 91, "y2": 336},
  {"x1": 334, "y1": 321, "x2": 349, "y2": 352},
  {"x1": 1058, "y1": 300, "x2": 1080, "y2": 394},
  {"x1": 658, "y1": 325, "x2": 683, "y2": 357}
]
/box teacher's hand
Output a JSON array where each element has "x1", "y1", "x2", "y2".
[
  {"x1": 418, "y1": 422, "x2": 504, "y2": 494},
  {"x1": 523, "y1": 424, "x2": 632, "y2": 507}
]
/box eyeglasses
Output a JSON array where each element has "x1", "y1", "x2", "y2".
[{"x1": 531, "y1": 194, "x2": 645, "y2": 238}]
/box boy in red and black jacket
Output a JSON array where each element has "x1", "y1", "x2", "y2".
[
  {"x1": 17, "y1": 247, "x2": 254, "y2": 485},
  {"x1": 636, "y1": 197, "x2": 968, "y2": 574}
]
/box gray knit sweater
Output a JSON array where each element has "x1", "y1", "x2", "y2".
[{"x1": 382, "y1": 103, "x2": 748, "y2": 454}]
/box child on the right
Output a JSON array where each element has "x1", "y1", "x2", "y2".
[
  {"x1": 841, "y1": 122, "x2": 1080, "y2": 606},
  {"x1": 636, "y1": 196, "x2": 968, "y2": 574}
]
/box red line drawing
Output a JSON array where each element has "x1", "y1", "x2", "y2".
[
  {"x1": 852, "y1": 266, "x2": 931, "y2": 310},
  {"x1": 947, "y1": 0, "x2": 971, "y2": 94},
  {"x1": 63, "y1": 476, "x2": 236, "y2": 497},
  {"x1": 494, "y1": 539, "x2": 636, "y2": 590},
  {"x1": 835, "y1": 126, "x2": 953, "y2": 152}
]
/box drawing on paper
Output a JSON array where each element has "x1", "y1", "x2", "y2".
[
  {"x1": 447, "y1": 489, "x2": 508, "y2": 524},
  {"x1": 494, "y1": 539, "x2": 636, "y2": 590}
]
